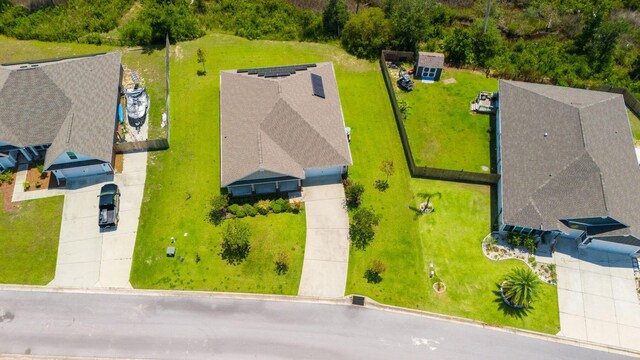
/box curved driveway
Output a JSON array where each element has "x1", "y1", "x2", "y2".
[{"x1": 298, "y1": 176, "x2": 350, "y2": 298}]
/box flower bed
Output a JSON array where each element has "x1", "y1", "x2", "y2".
[{"x1": 482, "y1": 233, "x2": 557, "y2": 285}]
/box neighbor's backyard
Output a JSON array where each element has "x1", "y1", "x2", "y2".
[{"x1": 394, "y1": 67, "x2": 498, "y2": 173}]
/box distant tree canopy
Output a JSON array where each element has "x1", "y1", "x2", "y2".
[
  {"x1": 341, "y1": 8, "x2": 391, "y2": 59},
  {"x1": 323, "y1": 0, "x2": 349, "y2": 37},
  {"x1": 386, "y1": 0, "x2": 432, "y2": 51}
]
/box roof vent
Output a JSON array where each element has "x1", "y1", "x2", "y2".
[
  {"x1": 311, "y1": 73, "x2": 325, "y2": 98},
  {"x1": 544, "y1": 132, "x2": 548, "y2": 137}
]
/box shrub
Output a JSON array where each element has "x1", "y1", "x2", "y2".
[
  {"x1": 291, "y1": 201, "x2": 304, "y2": 214},
  {"x1": 374, "y1": 179, "x2": 389, "y2": 192},
  {"x1": 243, "y1": 204, "x2": 257, "y2": 217},
  {"x1": 227, "y1": 204, "x2": 241, "y2": 216},
  {"x1": 35, "y1": 180, "x2": 41, "y2": 188},
  {"x1": 502, "y1": 268, "x2": 541, "y2": 308},
  {"x1": 344, "y1": 181, "x2": 365, "y2": 208},
  {"x1": 255, "y1": 200, "x2": 270, "y2": 215},
  {"x1": 275, "y1": 198, "x2": 291, "y2": 212},
  {"x1": 235, "y1": 208, "x2": 247, "y2": 218},
  {"x1": 349, "y1": 207, "x2": 380, "y2": 250},
  {"x1": 275, "y1": 251, "x2": 289, "y2": 275},
  {"x1": 364, "y1": 259, "x2": 386, "y2": 284},
  {"x1": 0, "y1": 0, "x2": 132, "y2": 43},
  {"x1": 0, "y1": 171, "x2": 13, "y2": 185},
  {"x1": 219, "y1": 220, "x2": 251, "y2": 265},
  {"x1": 23, "y1": 181, "x2": 30, "y2": 191},
  {"x1": 120, "y1": 19, "x2": 153, "y2": 46},
  {"x1": 209, "y1": 194, "x2": 229, "y2": 225},
  {"x1": 271, "y1": 202, "x2": 284, "y2": 214}
]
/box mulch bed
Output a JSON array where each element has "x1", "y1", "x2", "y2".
[
  {"x1": 24, "y1": 166, "x2": 58, "y2": 190},
  {"x1": 0, "y1": 172, "x2": 17, "y2": 212}
]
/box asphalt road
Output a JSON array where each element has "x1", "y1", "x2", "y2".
[{"x1": 0, "y1": 290, "x2": 634, "y2": 359}]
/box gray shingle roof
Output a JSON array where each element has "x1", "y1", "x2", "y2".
[
  {"x1": 499, "y1": 80, "x2": 640, "y2": 238},
  {"x1": 0, "y1": 52, "x2": 121, "y2": 170},
  {"x1": 417, "y1": 52, "x2": 444, "y2": 68},
  {"x1": 220, "y1": 62, "x2": 352, "y2": 187}
]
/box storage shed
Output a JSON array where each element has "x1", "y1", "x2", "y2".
[{"x1": 414, "y1": 52, "x2": 444, "y2": 82}]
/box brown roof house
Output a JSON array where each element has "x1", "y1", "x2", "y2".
[
  {"x1": 220, "y1": 63, "x2": 352, "y2": 196},
  {"x1": 414, "y1": 52, "x2": 444, "y2": 82},
  {"x1": 0, "y1": 52, "x2": 122, "y2": 187},
  {"x1": 497, "y1": 80, "x2": 640, "y2": 257}
]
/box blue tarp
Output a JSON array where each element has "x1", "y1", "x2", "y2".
[{"x1": 118, "y1": 103, "x2": 124, "y2": 124}]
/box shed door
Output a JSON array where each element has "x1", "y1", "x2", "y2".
[{"x1": 422, "y1": 67, "x2": 437, "y2": 80}]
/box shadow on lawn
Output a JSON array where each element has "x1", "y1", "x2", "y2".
[
  {"x1": 492, "y1": 283, "x2": 533, "y2": 319},
  {"x1": 408, "y1": 192, "x2": 442, "y2": 220}
]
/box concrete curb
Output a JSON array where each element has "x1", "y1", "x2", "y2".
[
  {"x1": 1, "y1": 285, "x2": 638, "y2": 358},
  {"x1": 354, "y1": 295, "x2": 640, "y2": 358}
]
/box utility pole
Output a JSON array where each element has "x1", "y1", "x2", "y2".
[{"x1": 483, "y1": 0, "x2": 492, "y2": 33}]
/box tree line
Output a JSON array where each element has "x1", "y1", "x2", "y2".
[{"x1": 1, "y1": 0, "x2": 639, "y2": 94}]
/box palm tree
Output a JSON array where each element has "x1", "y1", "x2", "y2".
[{"x1": 501, "y1": 268, "x2": 541, "y2": 308}]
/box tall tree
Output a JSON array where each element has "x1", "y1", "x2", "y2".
[
  {"x1": 341, "y1": 8, "x2": 392, "y2": 59},
  {"x1": 389, "y1": 0, "x2": 432, "y2": 51},
  {"x1": 443, "y1": 27, "x2": 473, "y2": 66},
  {"x1": 471, "y1": 19, "x2": 502, "y2": 69},
  {"x1": 323, "y1": 0, "x2": 349, "y2": 38}
]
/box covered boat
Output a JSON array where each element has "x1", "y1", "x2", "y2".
[{"x1": 125, "y1": 86, "x2": 149, "y2": 128}]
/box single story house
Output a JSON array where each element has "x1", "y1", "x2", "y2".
[
  {"x1": 0, "y1": 52, "x2": 122, "y2": 186},
  {"x1": 414, "y1": 52, "x2": 444, "y2": 82},
  {"x1": 497, "y1": 80, "x2": 640, "y2": 258},
  {"x1": 220, "y1": 63, "x2": 353, "y2": 197}
]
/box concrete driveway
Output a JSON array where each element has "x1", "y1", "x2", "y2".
[
  {"x1": 48, "y1": 152, "x2": 147, "y2": 289},
  {"x1": 298, "y1": 176, "x2": 349, "y2": 298},
  {"x1": 554, "y1": 241, "x2": 640, "y2": 352}
]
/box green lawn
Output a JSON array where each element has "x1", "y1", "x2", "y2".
[
  {"x1": 0, "y1": 194, "x2": 64, "y2": 285},
  {"x1": 346, "y1": 63, "x2": 559, "y2": 333},
  {"x1": 396, "y1": 68, "x2": 498, "y2": 172},
  {"x1": 130, "y1": 34, "x2": 379, "y2": 294}
]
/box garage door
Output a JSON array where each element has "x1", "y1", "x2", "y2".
[
  {"x1": 279, "y1": 180, "x2": 299, "y2": 192},
  {"x1": 255, "y1": 182, "x2": 277, "y2": 194},
  {"x1": 304, "y1": 166, "x2": 344, "y2": 178}
]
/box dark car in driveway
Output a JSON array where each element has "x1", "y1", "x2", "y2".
[{"x1": 98, "y1": 183, "x2": 120, "y2": 228}]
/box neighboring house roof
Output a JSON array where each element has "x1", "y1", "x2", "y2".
[
  {"x1": 499, "y1": 80, "x2": 640, "y2": 238},
  {"x1": 417, "y1": 52, "x2": 444, "y2": 68},
  {"x1": 220, "y1": 62, "x2": 352, "y2": 187},
  {"x1": 0, "y1": 52, "x2": 121, "y2": 170}
]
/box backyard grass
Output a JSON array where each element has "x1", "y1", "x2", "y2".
[
  {"x1": 395, "y1": 68, "x2": 498, "y2": 172},
  {"x1": 0, "y1": 194, "x2": 64, "y2": 285}
]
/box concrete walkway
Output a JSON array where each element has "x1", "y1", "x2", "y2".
[
  {"x1": 48, "y1": 152, "x2": 147, "y2": 289},
  {"x1": 554, "y1": 240, "x2": 640, "y2": 352},
  {"x1": 298, "y1": 176, "x2": 350, "y2": 298}
]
